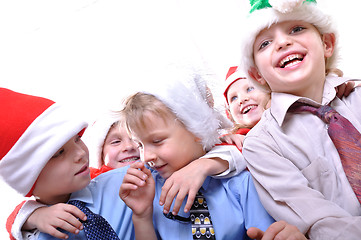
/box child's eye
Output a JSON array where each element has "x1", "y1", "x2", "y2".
[
  {"x1": 247, "y1": 86, "x2": 255, "y2": 93},
  {"x1": 52, "y1": 149, "x2": 64, "y2": 158},
  {"x1": 259, "y1": 40, "x2": 271, "y2": 50},
  {"x1": 230, "y1": 95, "x2": 238, "y2": 103},
  {"x1": 75, "y1": 135, "x2": 81, "y2": 142},
  {"x1": 111, "y1": 140, "x2": 121, "y2": 145},
  {"x1": 291, "y1": 26, "x2": 305, "y2": 34},
  {"x1": 153, "y1": 139, "x2": 164, "y2": 144}
]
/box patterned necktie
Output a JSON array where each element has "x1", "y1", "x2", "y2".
[
  {"x1": 68, "y1": 200, "x2": 120, "y2": 240},
  {"x1": 290, "y1": 103, "x2": 361, "y2": 203},
  {"x1": 190, "y1": 191, "x2": 216, "y2": 239}
]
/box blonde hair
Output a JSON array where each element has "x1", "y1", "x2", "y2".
[{"x1": 120, "y1": 92, "x2": 177, "y2": 136}]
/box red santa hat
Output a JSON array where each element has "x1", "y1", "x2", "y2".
[
  {"x1": 223, "y1": 66, "x2": 247, "y2": 105},
  {"x1": 0, "y1": 88, "x2": 88, "y2": 196}
]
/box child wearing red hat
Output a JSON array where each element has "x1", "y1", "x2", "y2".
[
  {"x1": 222, "y1": 66, "x2": 359, "y2": 150},
  {"x1": 3, "y1": 86, "x2": 246, "y2": 239},
  {"x1": 0, "y1": 87, "x2": 90, "y2": 239}
]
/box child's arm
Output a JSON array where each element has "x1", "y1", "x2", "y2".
[
  {"x1": 160, "y1": 145, "x2": 246, "y2": 215},
  {"x1": 7, "y1": 200, "x2": 45, "y2": 240},
  {"x1": 119, "y1": 161, "x2": 157, "y2": 240},
  {"x1": 22, "y1": 203, "x2": 86, "y2": 239},
  {"x1": 8, "y1": 199, "x2": 86, "y2": 240},
  {"x1": 247, "y1": 221, "x2": 307, "y2": 240},
  {"x1": 159, "y1": 156, "x2": 228, "y2": 215},
  {"x1": 220, "y1": 133, "x2": 245, "y2": 150}
]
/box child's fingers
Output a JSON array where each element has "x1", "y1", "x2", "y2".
[
  {"x1": 246, "y1": 227, "x2": 264, "y2": 240},
  {"x1": 64, "y1": 204, "x2": 87, "y2": 221},
  {"x1": 159, "y1": 179, "x2": 173, "y2": 206},
  {"x1": 171, "y1": 188, "x2": 189, "y2": 215},
  {"x1": 43, "y1": 227, "x2": 70, "y2": 239},
  {"x1": 161, "y1": 184, "x2": 179, "y2": 214},
  {"x1": 183, "y1": 188, "x2": 197, "y2": 213}
]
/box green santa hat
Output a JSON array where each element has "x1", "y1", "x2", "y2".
[{"x1": 240, "y1": 0, "x2": 339, "y2": 78}]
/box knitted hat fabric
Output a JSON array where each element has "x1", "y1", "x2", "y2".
[
  {"x1": 223, "y1": 66, "x2": 247, "y2": 104},
  {"x1": 240, "y1": 0, "x2": 338, "y2": 75},
  {"x1": 0, "y1": 88, "x2": 88, "y2": 196}
]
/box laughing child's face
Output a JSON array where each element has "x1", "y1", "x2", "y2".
[
  {"x1": 102, "y1": 123, "x2": 140, "y2": 169},
  {"x1": 227, "y1": 79, "x2": 270, "y2": 129},
  {"x1": 32, "y1": 135, "x2": 91, "y2": 204},
  {"x1": 250, "y1": 20, "x2": 335, "y2": 101}
]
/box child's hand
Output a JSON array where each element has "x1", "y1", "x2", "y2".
[
  {"x1": 336, "y1": 81, "x2": 355, "y2": 98},
  {"x1": 247, "y1": 221, "x2": 307, "y2": 240},
  {"x1": 220, "y1": 134, "x2": 245, "y2": 150},
  {"x1": 24, "y1": 203, "x2": 86, "y2": 239},
  {"x1": 119, "y1": 161, "x2": 155, "y2": 218},
  {"x1": 160, "y1": 159, "x2": 208, "y2": 215}
]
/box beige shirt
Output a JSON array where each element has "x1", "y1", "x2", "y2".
[{"x1": 243, "y1": 76, "x2": 361, "y2": 240}]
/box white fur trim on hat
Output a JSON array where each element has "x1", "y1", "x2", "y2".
[
  {"x1": 82, "y1": 111, "x2": 119, "y2": 168},
  {"x1": 140, "y1": 66, "x2": 230, "y2": 151},
  {"x1": 240, "y1": 1, "x2": 338, "y2": 76},
  {"x1": 223, "y1": 66, "x2": 247, "y2": 104},
  {"x1": 0, "y1": 97, "x2": 87, "y2": 196}
]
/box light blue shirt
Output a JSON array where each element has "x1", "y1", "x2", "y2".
[
  {"x1": 152, "y1": 170, "x2": 275, "y2": 239},
  {"x1": 38, "y1": 166, "x2": 273, "y2": 240},
  {"x1": 38, "y1": 167, "x2": 135, "y2": 240}
]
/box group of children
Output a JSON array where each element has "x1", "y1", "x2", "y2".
[{"x1": 1, "y1": 0, "x2": 361, "y2": 239}]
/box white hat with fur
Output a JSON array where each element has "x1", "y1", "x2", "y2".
[{"x1": 240, "y1": 0, "x2": 339, "y2": 76}]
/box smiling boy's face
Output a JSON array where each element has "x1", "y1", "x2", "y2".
[
  {"x1": 132, "y1": 111, "x2": 205, "y2": 180},
  {"x1": 33, "y1": 135, "x2": 91, "y2": 204},
  {"x1": 102, "y1": 124, "x2": 140, "y2": 169},
  {"x1": 250, "y1": 20, "x2": 335, "y2": 101}
]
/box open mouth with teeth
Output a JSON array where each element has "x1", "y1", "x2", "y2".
[
  {"x1": 242, "y1": 105, "x2": 257, "y2": 114},
  {"x1": 120, "y1": 156, "x2": 140, "y2": 163},
  {"x1": 279, "y1": 54, "x2": 304, "y2": 68}
]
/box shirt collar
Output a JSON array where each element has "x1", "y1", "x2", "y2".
[
  {"x1": 270, "y1": 75, "x2": 347, "y2": 126},
  {"x1": 68, "y1": 183, "x2": 93, "y2": 205}
]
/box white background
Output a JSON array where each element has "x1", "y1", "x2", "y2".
[{"x1": 0, "y1": 0, "x2": 360, "y2": 237}]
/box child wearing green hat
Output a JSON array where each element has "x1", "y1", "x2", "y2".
[{"x1": 239, "y1": 0, "x2": 361, "y2": 239}]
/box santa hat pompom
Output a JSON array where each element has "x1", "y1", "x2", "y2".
[{"x1": 269, "y1": 0, "x2": 304, "y2": 13}]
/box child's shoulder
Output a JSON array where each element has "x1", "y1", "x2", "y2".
[
  {"x1": 89, "y1": 166, "x2": 130, "y2": 186},
  {"x1": 221, "y1": 170, "x2": 252, "y2": 185}
]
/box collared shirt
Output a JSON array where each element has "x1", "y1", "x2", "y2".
[
  {"x1": 243, "y1": 76, "x2": 361, "y2": 240},
  {"x1": 38, "y1": 168, "x2": 135, "y2": 240},
  {"x1": 36, "y1": 168, "x2": 273, "y2": 240},
  {"x1": 152, "y1": 171, "x2": 274, "y2": 239},
  {"x1": 13, "y1": 145, "x2": 244, "y2": 240}
]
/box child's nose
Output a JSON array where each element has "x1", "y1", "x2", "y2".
[
  {"x1": 75, "y1": 144, "x2": 88, "y2": 163},
  {"x1": 141, "y1": 147, "x2": 156, "y2": 165},
  {"x1": 239, "y1": 96, "x2": 249, "y2": 104},
  {"x1": 275, "y1": 33, "x2": 292, "y2": 51},
  {"x1": 123, "y1": 138, "x2": 138, "y2": 152}
]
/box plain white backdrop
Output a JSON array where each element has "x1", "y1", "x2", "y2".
[{"x1": 0, "y1": 0, "x2": 360, "y2": 237}]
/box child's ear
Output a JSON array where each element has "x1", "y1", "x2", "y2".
[
  {"x1": 322, "y1": 33, "x2": 335, "y2": 58},
  {"x1": 248, "y1": 67, "x2": 267, "y2": 85}
]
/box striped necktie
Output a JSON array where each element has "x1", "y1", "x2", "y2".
[{"x1": 290, "y1": 103, "x2": 361, "y2": 203}]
